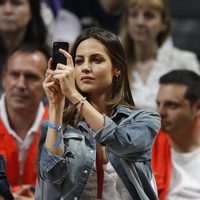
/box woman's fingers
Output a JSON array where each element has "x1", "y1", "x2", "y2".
[
  {"x1": 59, "y1": 49, "x2": 74, "y2": 68},
  {"x1": 47, "y1": 58, "x2": 53, "y2": 69}
]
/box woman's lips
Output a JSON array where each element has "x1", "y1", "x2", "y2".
[{"x1": 81, "y1": 76, "x2": 94, "y2": 82}]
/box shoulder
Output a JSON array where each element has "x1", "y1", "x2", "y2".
[
  {"x1": 171, "y1": 47, "x2": 198, "y2": 59},
  {"x1": 159, "y1": 46, "x2": 198, "y2": 61},
  {"x1": 158, "y1": 47, "x2": 200, "y2": 73},
  {"x1": 117, "y1": 106, "x2": 160, "y2": 117},
  {"x1": 117, "y1": 106, "x2": 160, "y2": 127}
]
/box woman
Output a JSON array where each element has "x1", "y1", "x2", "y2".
[
  {"x1": 0, "y1": 0, "x2": 53, "y2": 90},
  {"x1": 120, "y1": 0, "x2": 200, "y2": 109},
  {"x1": 38, "y1": 27, "x2": 160, "y2": 200}
]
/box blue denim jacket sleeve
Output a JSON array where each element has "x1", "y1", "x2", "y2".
[
  {"x1": 39, "y1": 121, "x2": 69, "y2": 184},
  {"x1": 95, "y1": 108, "x2": 161, "y2": 160},
  {"x1": 39, "y1": 145, "x2": 69, "y2": 184}
]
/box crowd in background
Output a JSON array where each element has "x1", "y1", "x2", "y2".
[{"x1": 0, "y1": 0, "x2": 200, "y2": 199}]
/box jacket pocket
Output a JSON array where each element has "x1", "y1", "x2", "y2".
[{"x1": 63, "y1": 133, "x2": 84, "y2": 140}]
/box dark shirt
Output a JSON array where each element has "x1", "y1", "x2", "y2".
[
  {"x1": 0, "y1": 156, "x2": 14, "y2": 200},
  {"x1": 61, "y1": 0, "x2": 121, "y2": 35}
]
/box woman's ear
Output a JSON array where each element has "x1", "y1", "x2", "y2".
[{"x1": 114, "y1": 68, "x2": 120, "y2": 78}]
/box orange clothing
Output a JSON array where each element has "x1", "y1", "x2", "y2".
[
  {"x1": 0, "y1": 106, "x2": 48, "y2": 192},
  {"x1": 151, "y1": 130, "x2": 171, "y2": 200}
]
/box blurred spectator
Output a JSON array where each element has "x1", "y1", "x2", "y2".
[
  {"x1": 0, "y1": 44, "x2": 49, "y2": 199},
  {"x1": 0, "y1": 155, "x2": 14, "y2": 200},
  {"x1": 54, "y1": 0, "x2": 125, "y2": 44},
  {"x1": 152, "y1": 69, "x2": 200, "y2": 200},
  {"x1": 120, "y1": 0, "x2": 200, "y2": 109},
  {"x1": 43, "y1": 0, "x2": 63, "y2": 17},
  {"x1": 0, "y1": 0, "x2": 54, "y2": 90},
  {"x1": 168, "y1": 0, "x2": 200, "y2": 61},
  {"x1": 41, "y1": 1, "x2": 55, "y2": 46}
]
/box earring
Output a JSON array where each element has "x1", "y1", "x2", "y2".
[{"x1": 115, "y1": 75, "x2": 120, "y2": 81}]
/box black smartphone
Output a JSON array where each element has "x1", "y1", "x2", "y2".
[{"x1": 51, "y1": 42, "x2": 69, "y2": 70}]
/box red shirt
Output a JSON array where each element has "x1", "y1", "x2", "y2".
[
  {"x1": 151, "y1": 130, "x2": 172, "y2": 200},
  {"x1": 0, "y1": 106, "x2": 48, "y2": 192}
]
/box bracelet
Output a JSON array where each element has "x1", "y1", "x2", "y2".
[
  {"x1": 76, "y1": 97, "x2": 87, "y2": 112},
  {"x1": 73, "y1": 97, "x2": 87, "y2": 112},
  {"x1": 47, "y1": 121, "x2": 63, "y2": 148},
  {"x1": 73, "y1": 100, "x2": 81, "y2": 107}
]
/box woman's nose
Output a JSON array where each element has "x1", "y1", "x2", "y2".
[
  {"x1": 81, "y1": 62, "x2": 91, "y2": 72},
  {"x1": 136, "y1": 14, "x2": 145, "y2": 25}
]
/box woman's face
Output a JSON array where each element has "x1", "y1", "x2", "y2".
[
  {"x1": 75, "y1": 38, "x2": 117, "y2": 99},
  {"x1": 127, "y1": 6, "x2": 165, "y2": 45},
  {"x1": 0, "y1": 0, "x2": 31, "y2": 33}
]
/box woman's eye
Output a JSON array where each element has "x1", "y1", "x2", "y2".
[
  {"x1": 144, "y1": 11, "x2": 155, "y2": 20},
  {"x1": 75, "y1": 59, "x2": 83, "y2": 65},
  {"x1": 129, "y1": 11, "x2": 138, "y2": 18},
  {"x1": 93, "y1": 58, "x2": 102, "y2": 63}
]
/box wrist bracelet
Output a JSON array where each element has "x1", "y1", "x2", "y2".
[
  {"x1": 73, "y1": 97, "x2": 87, "y2": 112},
  {"x1": 77, "y1": 97, "x2": 87, "y2": 112},
  {"x1": 73, "y1": 100, "x2": 81, "y2": 107},
  {"x1": 47, "y1": 121, "x2": 63, "y2": 148}
]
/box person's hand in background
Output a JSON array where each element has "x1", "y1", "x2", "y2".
[{"x1": 13, "y1": 185, "x2": 35, "y2": 200}]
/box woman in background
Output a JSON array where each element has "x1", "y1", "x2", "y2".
[
  {"x1": 0, "y1": 0, "x2": 54, "y2": 90},
  {"x1": 120, "y1": 0, "x2": 200, "y2": 109}
]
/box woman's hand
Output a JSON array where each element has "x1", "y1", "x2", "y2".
[
  {"x1": 43, "y1": 58, "x2": 65, "y2": 107},
  {"x1": 53, "y1": 49, "x2": 80, "y2": 103}
]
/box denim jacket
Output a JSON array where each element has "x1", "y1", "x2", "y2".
[{"x1": 38, "y1": 106, "x2": 160, "y2": 200}]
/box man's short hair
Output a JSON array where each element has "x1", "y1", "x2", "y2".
[
  {"x1": 5, "y1": 43, "x2": 50, "y2": 72},
  {"x1": 159, "y1": 69, "x2": 200, "y2": 105}
]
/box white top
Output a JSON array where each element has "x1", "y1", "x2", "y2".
[
  {"x1": 131, "y1": 47, "x2": 200, "y2": 109},
  {"x1": 53, "y1": 9, "x2": 81, "y2": 44},
  {"x1": 166, "y1": 147, "x2": 200, "y2": 200},
  {"x1": 41, "y1": 2, "x2": 55, "y2": 47},
  {"x1": 81, "y1": 162, "x2": 132, "y2": 200},
  {"x1": 0, "y1": 94, "x2": 45, "y2": 183}
]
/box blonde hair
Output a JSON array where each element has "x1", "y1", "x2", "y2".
[{"x1": 120, "y1": 0, "x2": 171, "y2": 69}]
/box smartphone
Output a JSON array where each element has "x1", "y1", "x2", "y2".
[{"x1": 51, "y1": 42, "x2": 69, "y2": 70}]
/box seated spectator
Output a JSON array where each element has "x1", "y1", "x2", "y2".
[
  {"x1": 152, "y1": 69, "x2": 200, "y2": 199},
  {"x1": 54, "y1": 0, "x2": 124, "y2": 43},
  {"x1": 0, "y1": 0, "x2": 54, "y2": 90},
  {"x1": 120, "y1": 0, "x2": 200, "y2": 109},
  {"x1": 0, "y1": 44, "x2": 49, "y2": 199}
]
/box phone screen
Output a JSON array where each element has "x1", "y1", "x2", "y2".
[{"x1": 51, "y1": 42, "x2": 69, "y2": 70}]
